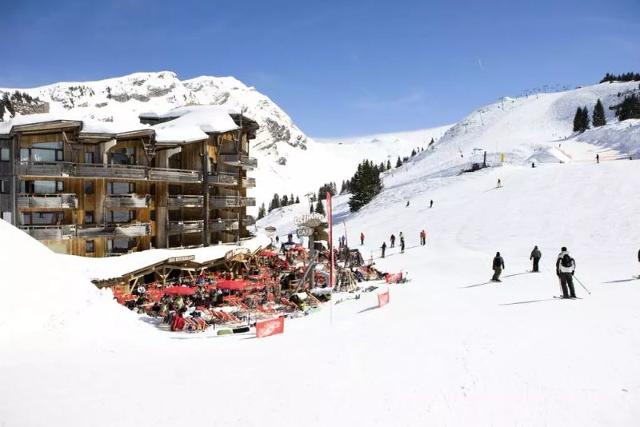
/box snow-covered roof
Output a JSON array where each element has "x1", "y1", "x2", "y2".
[
  {"x1": 146, "y1": 105, "x2": 241, "y2": 145},
  {"x1": 153, "y1": 125, "x2": 209, "y2": 145},
  {"x1": 0, "y1": 113, "x2": 150, "y2": 136}
]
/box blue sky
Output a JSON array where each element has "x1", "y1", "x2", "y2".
[{"x1": 3, "y1": 0, "x2": 639, "y2": 136}]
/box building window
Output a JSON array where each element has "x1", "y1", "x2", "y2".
[
  {"x1": 84, "y1": 152, "x2": 95, "y2": 164},
  {"x1": 20, "y1": 142, "x2": 63, "y2": 162},
  {"x1": 85, "y1": 240, "x2": 95, "y2": 253},
  {"x1": 0, "y1": 179, "x2": 9, "y2": 194},
  {"x1": 107, "y1": 210, "x2": 136, "y2": 223},
  {"x1": 108, "y1": 237, "x2": 134, "y2": 254},
  {"x1": 108, "y1": 147, "x2": 136, "y2": 165},
  {"x1": 85, "y1": 211, "x2": 94, "y2": 224},
  {"x1": 107, "y1": 182, "x2": 135, "y2": 195},
  {"x1": 0, "y1": 147, "x2": 9, "y2": 161},
  {"x1": 84, "y1": 181, "x2": 94, "y2": 195},
  {"x1": 22, "y1": 211, "x2": 64, "y2": 226},
  {"x1": 20, "y1": 180, "x2": 63, "y2": 194}
]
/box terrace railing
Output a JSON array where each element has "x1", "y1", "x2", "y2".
[
  {"x1": 168, "y1": 220, "x2": 204, "y2": 235},
  {"x1": 104, "y1": 194, "x2": 150, "y2": 208},
  {"x1": 207, "y1": 172, "x2": 239, "y2": 187},
  {"x1": 211, "y1": 196, "x2": 256, "y2": 209},
  {"x1": 18, "y1": 193, "x2": 78, "y2": 209},
  {"x1": 19, "y1": 224, "x2": 77, "y2": 240},
  {"x1": 168, "y1": 195, "x2": 204, "y2": 208},
  {"x1": 209, "y1": 219, "x2": 240, "y2": 232}
]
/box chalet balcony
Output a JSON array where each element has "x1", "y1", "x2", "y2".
[
  {"x1": 19, "y1": 225, "x2": 77, "y2": 240},
  {"x1": 208, "y1": 173, "x2": 238, "y2": 187},
  {"x1": 243, "y1": 215, "x2": 256, "y2": 225},
  {"x1": 78, "y1": 222, "x2": 151, "y2": 238},
  {"x1": 17, "y1": 161, "x2": 73, "y2": 177},
  {"x1": 209, "y1": 219, "x2": 239, "y2": 232},
  {"x1": 104, "y1": 194, "x2": 150, "y2": 208},
  {"x1": 168, "y1": 220, "x2": 204, "y2": 235},
  {"x1": 17, "y1": 161, "x2": 202, "y2": 183},
  {"x1": 18, "y1": 193, "x2": 78, "y2": 209},
  {"x1": 241, "y1": 177, "x2": 256, "y2": 188},
  {"x1": 219, "y1": 154, "x2": 258, "y2": 170},
  {"x1": 148, "y1": 168, "x2": 201, "y2": 183},
  {"x1": 75, "y1": 163, "x2": 147, "y2": 180},
  {"x1": 168, "y1": 195, "x2": 204, "y2": 208},
  {"x1": 211, "y1": 196, "x2": 256, "y2": 209}
]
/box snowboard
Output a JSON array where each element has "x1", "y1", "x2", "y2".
[{"x1": 552, "y1": 296, "x2": 582, "y2": 300}]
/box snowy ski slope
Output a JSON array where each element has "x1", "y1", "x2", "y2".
[{"x1": 1, "y1": 79, "x2": 640, "y2": 426}]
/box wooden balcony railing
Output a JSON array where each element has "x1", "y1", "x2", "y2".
[
  {"x1": 19, "y1": 225, "x2": 77, "y2": 240},
  {"x1": 104, "y1": 194, "x2": 150, "y2": 208},
  {"x1": 168, "y1": 195, "x2": 204, "y2": 208},
  {"x1": 18, "y1": 193, "x2": 78, "y2": 209}
]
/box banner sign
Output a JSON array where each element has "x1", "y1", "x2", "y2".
[
  {"x1": 256, "y1": 317, "x2": 285, "y2": 338},
  {"x1": 378, "y1": 290, "x2": 390, "y2": 308},
  {"x1": 385, "y1": 272, "x2": 403, "y2": 284}
]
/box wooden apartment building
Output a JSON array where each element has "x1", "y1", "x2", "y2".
[{"x1": 0, "y1": 106, "x2": 258, "y2": 257}]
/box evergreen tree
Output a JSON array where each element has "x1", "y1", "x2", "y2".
[
  {"x1": 295, "y1": 196, "x2": 300, "y2": 204},
  {"x1": 411, "y1": 148, "x2": 417, "y2": 157},
  {"x1": 614, "y1": 94, "x2": 640, "y2": 121},
  {"x1": 573, "y1": 107, "x2": 583, "y2": 132},
  {"x1": 257, "y1": 203, "x2": 266, "y2": 219},
  {"x1": 396, "y1": 156, "x2": 402, "y2": 168},
  {"x1": 386, "y1": 159, "x2": 391, "y2": 170},
  {"x1": 348, "y1": 159, "x2": 383, "y2": 212},
  {"x1": 268, "y1": 193, "x2": 281, "y2": 212},
  {"x1": 581, "y1": 106, "x2": 590, "y2": 131},
  {"x1": 315, "y1": 199, "x2": 325, "y2": 215},
  {"x1": 379, "y1": 162, "x2": 385, "y2": 172},
  {"x1": 592, "y1": 99, "x2": 606, "y2": 127},
  {"x1": 309, "y1": 203, "x2": 314, "y2": 214},
  {"x1": 281, "y1": 194, "x2": 289, "y2": 206}
]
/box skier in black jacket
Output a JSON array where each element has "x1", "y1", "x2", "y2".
[
  {"x1": 530, "y1": 246, "x2": 541, "y2": 272},
  {"x1": 557, "y1": 251, "x2": 577, "y2": 298},
  {"x1": 492, "y1": 252, "x2": 505, "y2": 282}
]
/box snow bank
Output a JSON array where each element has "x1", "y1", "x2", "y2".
[{"x1": 0, "y1": 220, "x2": 149, "y2": 344}]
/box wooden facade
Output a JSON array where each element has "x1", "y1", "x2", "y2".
[{"x1": 0, "y1": 113, "x2": 258, "y2": 257}]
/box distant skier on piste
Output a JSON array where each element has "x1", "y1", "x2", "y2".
[
  {"x1": 420, "y1": 230, "x2": 426, "y2": 246},
  {"x1": 381, "y1": 242, "x2": 386, "y2": 258},
  {"x1": 430, "y1": 200, "x2": 434, "y2": 208},
  {"x1": 556, "y1": 247, "x2": 577, "y2": 298},
  {"x1": 400, "y1": 235, "x2": 405, "y2": 253},
  {"x1": 497, "y1": 179, "x2": 502, "y2": 188},
  {"x1": 492, "y1": 252, "x2": 505, "y2": 282},
  {"x1": 530, "y1": 246, "x2": 541, "y2": 272},
  {"x1": 390, "y1": 234, "x2": 396, "y2": 248},
  {"x1": 360, "y1": 232, "x2": 365, "y2": 245}
]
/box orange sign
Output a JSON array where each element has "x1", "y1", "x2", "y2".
[
  {"x1": 378, "y1": 290, "x2": 390, "y2": 308},
  {"x1": 256, "y1": 317, "x2": 285, "y2": 338}
]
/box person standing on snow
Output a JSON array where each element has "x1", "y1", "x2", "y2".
[
  {"x1": 381, "y1": 242, "x2": 387, "y2": 258},
  {"x1": 400, "y1": 235, "x2": 405, "y2": 253},
  {"x1": 596, "y1": 154, "x2": 600, "y2": 164},
  {"x1": 420, "y1": 230, "x2": 426, "y2": 246},
  {"x1": 492, "y1": 252, "x2": 505, "y2": 282},
  {"x1": 360, "y1": 232, "x2": 365, "y2": 245},
  {"x1": 557, "y1": 251, "x2": 577, "y2": 298},
  {"x1": 390, "y1": 234, "x2": 396, "y2": 248},
  {"x1": 430, "y1": 200, "x2": 434, "y2": 208},
  {"x1": 497, "y1": 179, "x2": 502, "y2": 188},
  {"x1": 530, "y1": 246, "x2": 542, "y2": 272}
]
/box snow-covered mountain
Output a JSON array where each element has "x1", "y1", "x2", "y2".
[{"x1": 0, "y1": 71, "x2": 308, "y2": 154}]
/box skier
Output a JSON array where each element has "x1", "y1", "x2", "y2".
[
  {"x1": 596, "y1": 154, "x2": 600, "y2": 164},
  {"x1": 557, "y1": 251, "x2": 577, "y2": 298},
  {"x1": 406, "y1": 200, "x2": 410, "y2": 207},
  {"x1": 390, "y1": 234, "x2": 396, "y2": 248},
  {"x1": 430, "y1": 200, "x2": 434, "y2": 208},
  {"x1": 530, "y1": 245, "x2": 541, "y2": 272},
  {"x1": 497, "y1": 179, "x2": 502, "y2": 188},
  {"x1": 492, "y1": 252, "x2": 505, "y2": 282},
  {"x1": 381, "y1": 242, "x2": 386, "y2": 258},
  {"x1": 360, "y1": 232, "x2": 365, "y2": 245},
  {"x1": 420, "y1": 230, "x2": 426, "y2": 246},
  {"x1": 400, "y1": 235, "x2": 405, "y2": 253}
]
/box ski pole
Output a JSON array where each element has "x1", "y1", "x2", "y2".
[{"x1": 573, "y1": 275, "x2": 591, "y2": 295}]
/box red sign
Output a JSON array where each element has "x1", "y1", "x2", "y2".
[
  {"x1": 378, "y1": 290, "x2": 390, "y2": 308},
  {"x1": 256, "y1": 317, "x2": 285, "y2": 338},
  {"x1": 385, "y1": 272, "x2": 403, "y2": 284}
]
